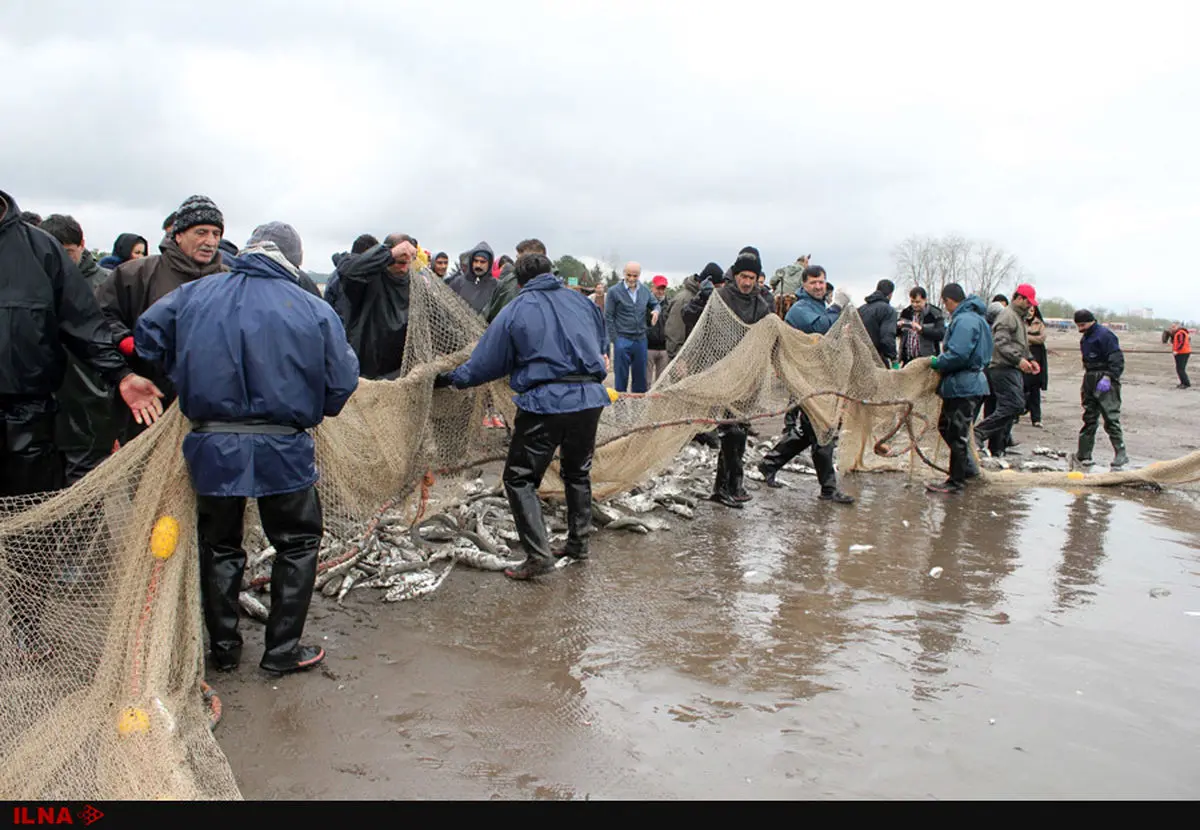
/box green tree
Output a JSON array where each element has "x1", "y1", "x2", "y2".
[
  {"x1": 606, "y1": 269, "x2": 620, "y2": 288},
  {"x1": 553, "y1": 255, "x2": 589, "y2": 287},
  {"x1": 586, "y1": 263, "x2": 604, "y2": 288},
  {"x1": 1038, "y1": 297, "x2": 1075, "y2": 319}
]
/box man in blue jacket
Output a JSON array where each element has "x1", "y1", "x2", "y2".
[
  {"x1": 759, "y1": 265, "x2": 855, "y2": 504},
  {"x1": 605, "y1": 261, "x2": 660, "y2": 393},
  {"x1": 926, "y1": 284, "x2": 993, "y2": 494},
  {"x1": 1071, "y1": 309, "x2": 1127, "y2": 469},
  {"x1": 135, "y1": 222, "x2": 360, "y2": 675},
  {"x1": 435, "y1": 253, "x2": 611, "y2": 580}
]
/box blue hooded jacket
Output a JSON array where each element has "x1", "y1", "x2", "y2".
[
  {"x1": 447, "y1": 273, "x2": 611, "y2": 415},
  {"x1": 784, "y1": 290, "x2": 841, "y2": 334},
  {"x1": 932, "y1": 295, "x2": 992, "y2": 399},
  {"x1": 134, "y1": 250, "x2": 361, "y2": 497}
]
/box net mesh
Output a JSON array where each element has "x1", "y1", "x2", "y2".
[{"x1": 2, "y1": 275, "x2": 1197, "y2": 800}]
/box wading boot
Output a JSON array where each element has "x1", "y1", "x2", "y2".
[
  {"x1": 1112, "y1": 447, "x2": 1129, "y2": 469},
  {"x1": 504, "y1": 557, "x2": 556, "y2": 580},
  {"x1": 260, "y1": 644, "x2": 325, "y2": 676}
]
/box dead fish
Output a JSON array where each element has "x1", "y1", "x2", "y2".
[
  {"x1": 238, "y1": 591, "x2": 269, "y2": 623},
  {"x1": 591, "y1": 502, "x2": 624, "y2": 527},
  {"x1": 664, "y1": 502, "x2": 695, "y2": 519},
  {"x1": 337, "y1": 569, "x2": 364, "y2": 603},
  {"x1": 1021, "y1": 461, "x2": 1059, "y2": 473},
  {"x1": 638, "y1": 515, "x2": 671, "y2": 532},
  {"x1": 248, "y1": 545, "x2": 276, "y2": 570},
  {"x1": 614, "y1": 493, "x2": 657, "y2": 514},
  {"x1": 606, "y1": 516, "x2": 650, "y2": 534},
  {"x1": 450, "y1": 544, "x2": 522, "y2": 572},
  {"x1": 383, "y1": 570, "x2": 440, "y2": 602}
]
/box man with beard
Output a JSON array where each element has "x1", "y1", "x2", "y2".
[
  {"x1": 40, "y1": 214, "x2": 119, "y2": 483},
  {"x1": 757, "y1": 265, "x2": 855, "y2": 504},
  {"x1": 446, "y1": 241, "x2": 498, "y2": 317},
  {"x1": 98, "y1": 194, "x2": 228, "y2": 443},
  {"x1": 334, "y1": 234, "x2": 418, "y2": 379},
  {"x1": 434, "y1": 253, "x2": 610, "y2": 580},
  {"x1": 681, "y1": 250, "x2": 773, "y2": 508}
]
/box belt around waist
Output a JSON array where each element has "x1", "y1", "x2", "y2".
[
  {"x1": 527, "y1": 374, "x2": 603, "y2": 390},
  {"x1": 191, "y1": 419, "x2": 304, "y2": 435}
]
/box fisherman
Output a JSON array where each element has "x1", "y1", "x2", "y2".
[
  {"x1": 757, "y1": 265, "x2": 855, "y2": 504},
  {"x1": 446, "y1": 241, "x2": 498, "y2": 317},
  {"x1": 1170, "y1": 322, "x2": 1191, "y2": 389},
  {"x1": 333, "y1": 233, "x2": 418, "y2": 379},
  {"x1": 39, "y1": 214, "x2": 120, "y2": 484},
  {"x1": 769, "y1": 254, "x2": 810, "y2": 318},
  {"x1": 434, "y1": 253, "x2": 611, "y2": 580},
  {"x1": 134, "y1": 222, "x2": 360, "y2": 674},
  {"x1": 666, "y1": 261, "x2": 723, "y2": 359},
  {"x1": 646, "y1": 275, "x2": 671, "y2": 385},
  {"x1": 0, "y1": 189, "x2": 164, "y2": 658},
  {"x1": 324, "y1": 233, "x2": 380, "y2": 326},
  {"x1": 431, "y1": 251, "x2": 450, "y2": 280},
  {"x1": 974, "y1": 284, "x2": 1039, "y2": 458},
  {"x1": 485, "y1": 239, "x2": 547, "y2": 323},
  {"x1": 1070, "y1": 309, "x2": 1127, "y2": 469},
  {"x1": 682, "y1": 250, "x2": 773, "y2": 508},
  {"x1": 605, "y1": 261, "x2": 660, "y2": 394},
  {"x1": 858, "y1": 278, "x2": 900, "y2": 368},
  {"x1": 925, "y1": 284, "x2": 992, "y2": 494},
  {"x1": 898, "y1": 286, "x2": 945, "y2": 366},
  {"x1": 97, "y1": 194, "x2": 229, "y2": 443}
]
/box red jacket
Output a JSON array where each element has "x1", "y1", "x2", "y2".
[{"x1": 1173, "y1": 328, "x2": 1192, "y2": 355}]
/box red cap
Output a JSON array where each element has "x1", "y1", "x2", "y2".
[
  {"x1": 1014, "y1": 283, "x2": 1038, "y2": 306},
  {"x1": 651, "y1": 275, "x2": 668, "y2": 288}
]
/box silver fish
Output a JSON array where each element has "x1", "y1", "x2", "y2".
[
  {"x1": 606, "y1": 516, "x2": 650, "y2": 534},
  {"x1": 238, "y1": 591, "x2": 269, "y2": 623}
]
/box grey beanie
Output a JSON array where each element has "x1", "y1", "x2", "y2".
[
  {"x1": 172, "y1": 194, "x2": 224, "y2": 235},
  {"x1": 246, "y1": 221, "x2": 303, "y2": 269}
]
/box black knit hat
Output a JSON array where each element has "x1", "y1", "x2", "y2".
[
  {"x1": 700, "y1": 262, "x2": 725, "y2": 283},
  {"x1": 172, "y1": 195, "x2": 224, "y2": 235},
  {"x1": 731, "y1": 252, "x2": 764, "y2": 278},
  {"x1": 1074, "y1": 309, "x2": 1096, "y2": 324}
]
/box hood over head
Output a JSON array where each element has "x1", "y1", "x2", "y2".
[{"x1": 111, "y1": 233, "x2": 149, "y2": 262}]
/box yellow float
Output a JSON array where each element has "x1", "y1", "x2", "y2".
[
  {"x1": 606, "y1": 388, "x2": 620, "y2": 403},
  {"x1": 117, "y1": 706, "x2": 150, "y2": 736},
  {"x1": 1067, "y1": 471, "x2": 1085, "y2": 481},
  {"x1": 149, "y1": 516, "x2": 179, "y2": 560}
]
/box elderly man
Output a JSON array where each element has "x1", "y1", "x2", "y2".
[
  {"x1": 605, "y1": 262, "x2": 660, "y2": 393},
  {"x1": 435, "y1": 253, "x2": 611, "y2": 580},
  {"x1": 333, "y1": 233, "x2": 419, "y2": 379},
  {"x1": 1070, "y1": 309, "x2": 1127, "y2": 470},
  {"x1": 682, "y1": 251, "x2": 773, "y2": 507},
  {"x1": 0, "y1": 190, "x2": 163, "y2": 658},
  {"x1": 135, "y1": 222, "x2": 360, "y2": 674},
  {"x1": 974, "y1": 283, "x2": 1039, "y2": 458},
  {"x1": 98, "y1": 194, "x2": 229, "y2": 442}
]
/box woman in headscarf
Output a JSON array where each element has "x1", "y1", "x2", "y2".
[{"x1": 98, "y1": 232, "x2": 149, "y2": 270}]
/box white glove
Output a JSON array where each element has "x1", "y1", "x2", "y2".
[{"x1": 833, "y1": 289, "x2": 851, "y2": 308}]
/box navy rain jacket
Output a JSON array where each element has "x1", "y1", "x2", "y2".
[{"x1": 135, "y1": 250, "x2": 360, "y2": 497}]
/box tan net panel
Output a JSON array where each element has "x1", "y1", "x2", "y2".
[{"x1": 1, "y1": 276, "x2": 1197, "y2": 800}]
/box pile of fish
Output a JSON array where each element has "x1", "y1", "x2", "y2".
[
  {"x1": 235, "y1": 437, "x2": 808, "y2": 611},
  {"x1": 978, "y1": 445, "x2": 1069, "y2": 473}
]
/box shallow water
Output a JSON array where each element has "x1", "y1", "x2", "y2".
[{"x1": 212, "y1": 474, "x2": 1200, "y2": 799}]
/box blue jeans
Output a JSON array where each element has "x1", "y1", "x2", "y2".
[{"x1": 613, "y1": 336, "x2": 648, "y2": 393}]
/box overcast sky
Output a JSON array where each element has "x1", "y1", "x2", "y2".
[{"x1": 3, "y1": 1, "x2": 1198, "y2": 317}]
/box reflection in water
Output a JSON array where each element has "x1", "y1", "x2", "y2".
[{"x1": 1055, "y1": 493, "x2": 1112, "y2": 612}]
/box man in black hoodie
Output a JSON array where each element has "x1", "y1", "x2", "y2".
[
  {"x1": 335, "y1": 234, "x2": 418, "y2": 379},
  {"x1": 682, "y1": 251, "x2": 772, "y2": 508},
  {"x1": 859, "y1": 279, "x2": 899, "y2": 368},
  {"x1": 447, "y1": 241, "x2": 497, "y2": 317},
  {"x1": 40, "y1": 214, "x2": 120, "y2": 484}
]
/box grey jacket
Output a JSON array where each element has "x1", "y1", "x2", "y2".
[{"x1": 989, "y1": 304, "x2": 1030, "y2": 370}]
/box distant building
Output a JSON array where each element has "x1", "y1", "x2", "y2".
[{"x1": 1128, "y1": 307, "x2": 1155, "y2": 319}]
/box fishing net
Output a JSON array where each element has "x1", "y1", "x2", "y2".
[{"x1": 2, "y1": 274, "x2": 1198, "y2": 801}]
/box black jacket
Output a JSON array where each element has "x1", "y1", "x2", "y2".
[
  {"x1": 646, "y1": 296, "x2": 669, "y2": 350},
  {"x1": 334, "y1": 244, "x2": 411, "y2": 379},
  {"x1": 0, "y1": 190, "x2": 130, "y2": 400},
  {"x1": 897, "y1": 304, "x2": 945, "y2": 363},
  {"x1": 858, "y1": 291, "x2": 899, "y2": 364},
  {"x1": 682, "y1": 281, "x2": 771, "y2": 332}
]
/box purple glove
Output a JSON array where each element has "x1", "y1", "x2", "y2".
[{"x1": 1096, "y1": 376, "x2": 1112, "y2": 394}]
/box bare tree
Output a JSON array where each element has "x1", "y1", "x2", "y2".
[
  {"x1": 892, "y1": 235, "x2": 936, "y2": 293},
  {"x1": 968, "y1": 241, "x2": 1021, "y2": 301}
]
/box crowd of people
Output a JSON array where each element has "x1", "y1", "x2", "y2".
[{"x1": 0, "y1": 187, "x2": 1175, "y2": 674}]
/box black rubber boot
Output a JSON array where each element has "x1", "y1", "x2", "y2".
[
  {"x1": 258, "y1": 489, "x2": 323, "y2": 674},
  {"x1": 197, "y1": 496, "x2": 248, "y2": 671}
]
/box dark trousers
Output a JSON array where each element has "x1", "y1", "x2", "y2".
[
  {"x1": 938, "y1": 397, "x2": 981, "y2": 485},
  {"x1": 713, "y1": 420, "x2": 748, "y2": 498},
  {"x1": 975, "y1": 366, "x2": 1025, "y2": 455},
  {"x1": 1176, "y1": 353, "x2": 1191, "y2": 387},
  {"x1": 1023, "y1": 374, "x2": 1043, "y2": 424},
  {"x1": 1, "y1": 401, "x2": 66, "y2": 651},
  {"x1": 1078, "y1": 371, "x2": 1124, "y2": 459},
  {"x1": 758, "y1": 405, "x2": 838, "y2": 494},
  {"x1": 197, "y1": 486, "x2": 323, "y2": 665},
  {"x1": 503, "y1": 407, "x2": 603, "y2": 563}
]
